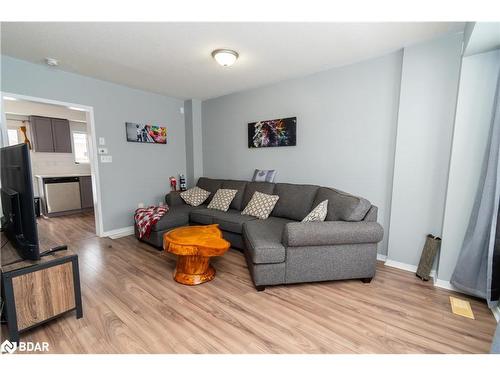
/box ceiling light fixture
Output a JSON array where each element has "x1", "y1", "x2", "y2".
[
  {"x1": 45, "y1": 57, "x2": 59, "y2": 67},
  {"x1": 3, "y1": 96, "x2": 18, "y2": 101},
  {"x1": 211, "y1": 49, "x2": 239, "y2": 67}
]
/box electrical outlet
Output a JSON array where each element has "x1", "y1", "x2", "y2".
[
  {"x1": 99, "y1": 137, "x2": 106, "y2": 145},
  {"x1": 138, "y1": 202, "x2": 144, "y2": 208}
]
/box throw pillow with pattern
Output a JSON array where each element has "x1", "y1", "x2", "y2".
[
  {"x1": 302, "y1": 200, "x2": 328, "y2": 222},
  {"x1": 252, "y1": 169, "x2": 277, "y2": 182},
  {"x1": 207, "y1": 189, "x2": 238, "y2": 212},
  {"x1": 180, "y1": 186, "x2": 210, "y2": 207},
  {"x1": 241, "y1": 191, "x2": 279, "y2": 219}
]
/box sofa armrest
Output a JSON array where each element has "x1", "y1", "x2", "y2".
[
  {"x1": 283, "y1": 221, "x2": 384, "y2": 247},
  {"x1": 165, "y1": 191, "x2": 184, "y2": 207}
]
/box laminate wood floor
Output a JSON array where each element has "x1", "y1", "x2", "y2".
[{"x1": 2, "y1": 212, "x2": 497, "y2": 353}]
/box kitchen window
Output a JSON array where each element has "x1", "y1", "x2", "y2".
[
  {"x1": 72, "y1": 131, "x2": 90, "y2": 164},
  {"x1": 7, "y1": 128, "x2": 19, "y2": 146}
]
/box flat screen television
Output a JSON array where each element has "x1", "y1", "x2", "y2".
[{"x1": 1, "y1": 143, "x2": 40, "y2": 260}]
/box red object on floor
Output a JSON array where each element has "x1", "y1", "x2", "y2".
[{"x1": 134, "y1": 205, "x2": 169, "y2": 239}]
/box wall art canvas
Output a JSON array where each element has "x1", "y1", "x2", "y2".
[
  {"x1": 248, "y1": 117, "x2": 296, "y2": 148},
  {"x1": 126, "y1": 122, "x2": 167, "y2": 144}
]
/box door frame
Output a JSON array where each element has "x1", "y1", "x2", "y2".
[{"x1": 0, "y1": 91, "x2": 104, "y2": 237}]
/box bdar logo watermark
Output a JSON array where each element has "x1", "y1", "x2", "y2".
[{"x1": 1, "y1": 340, "x2": 49, "y2": 354}]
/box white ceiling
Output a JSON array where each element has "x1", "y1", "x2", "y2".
[{"x1": 1, "y1": 22, "x2": 465, "y2": 100}]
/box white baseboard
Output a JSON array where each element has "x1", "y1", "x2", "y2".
[
  {"x1": 433, "y1": 278, "x2": 459, "y2": 292},
  {"x1": 383, "y1": 258, "x2": 436, "y2": 279},
  {"x1": 492, "y1": 305, "x2": 500, "y2": 323},
  {"x1": 376, "y1": 253, "x2": 387, "y2": 262},
  {"x1": 101, "y1": 226, "x2": 135, "y2": 239}
]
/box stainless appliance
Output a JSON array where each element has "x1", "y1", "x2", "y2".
[{"x1": 44, "y1": 177, "x2": 82, "y2": 213}]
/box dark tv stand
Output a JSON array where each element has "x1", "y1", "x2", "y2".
[{"x1": 1, "y1": 240, "x2": 82, "y2": 343}]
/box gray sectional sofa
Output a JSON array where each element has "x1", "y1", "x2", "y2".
[{"x1": 135, "y1": 177, "x2": 384, "y2": 291}]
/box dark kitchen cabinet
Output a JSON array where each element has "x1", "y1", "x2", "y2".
[
  {"x1": 79, "y1": 176, "x2": 94, "y2": 208},
  {"x1": 30, "y1": 116, "x2": 54, "y2": 152},
  {"x1": 52, "y1": 118, "x2": 72, "y2": 153},
  {"x1": 30, "y1": 116, "x2": 72, "y2": 153}
]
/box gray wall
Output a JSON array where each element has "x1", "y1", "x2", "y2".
[
  {"x1": 184, "y1": 99, "x2": 203, "y2": 188},
  {"x1": 439, "y1": 48, "x2": 500, "y2": 282},
  {"x1": 386, "y1": 33, "x2": 463, "y2": 266},
  {"x1": 1, "y1": 55, "x2": 186, "y2": 232},
  {"x1": 202, "y1": 51, "x2": 404, "y2": 255}
]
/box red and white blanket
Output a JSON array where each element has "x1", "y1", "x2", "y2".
[{"x1": 134, "y1": 205, "x2": 169, "y2": 239}]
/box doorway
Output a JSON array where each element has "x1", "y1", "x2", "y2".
[{"x1": 1, "y1": 92, "x2": 103, "y2": 239}]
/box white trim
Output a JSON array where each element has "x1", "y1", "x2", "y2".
[
  {"x1": 376, "y1": 253, "x2": 387, "y2": 262},
  {"x1": 492, "y1": 305, "x2": 500, "y2": 323},
  {"x1": 102, "y1": 226, "x2": 135, "y2": 239},
  {"x1": 433, "y1": 278, "x2": 459, "y2": 292},
  {"x1": 383, "y1": 258, "x2": 436, "y2": 278},
  {"x1": 1, "y1": 91, "x2": 104, "y2": 237}
]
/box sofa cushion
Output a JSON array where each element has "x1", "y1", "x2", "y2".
[
  {"x1": 252, "y1": 169, "x2": 277, "y2": 182},
  {"x1": 242, "y1": 181, "x2": 275, "y2": 208},
  {"x1": 210, "y1": 209, "x2": 257, "y2": 234},
  {"x1": 313, "y1": 187, "x2": 371, "y2": 222},
  {"x1": 207, "y1": 189, "x2": 238, "y2": 211},
  {"x1": 243, "y1": 216, "x2": 293, "y2": 264},
  {"x1": 302, "y1": 200, "x2": 328, "y2": 222},
  {"x1": 189, "y1": 207, "x2": 214, "y2": 225},
  {"x1": 180, "y1": 186, "x2": 210, "y2": 207},
  {"x1": 221, "y1": 180, "x2": 248, "y2": 210},
  {"x1": 196, "y1": 177, "x2": 223, "y2": 201},
  {"x1": 241, "y1": 191, "x2": 280, "y2": 219},
  {"x1": 151, "y1": 205, "x2": 194, "y2": 232},
  {"x1": 271, "y1": 183, "x2": 319, "y2": 221}
]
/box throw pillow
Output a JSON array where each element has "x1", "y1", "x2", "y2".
[
  {"x1": 241, "y1": 191, "x2": 279, "y2": 219},
  {"x1": 252, "y1": 169, "x2": 277, "y2": 182},
  {"x1": 207, "y1": 189, "x2": 238, "y2": 212},
  {"x1": 302, "y1": 200, "x2": 328, "y2": 222},
  {"x1": 180, "y1": 186, "x2": 210, "y2": 207}
]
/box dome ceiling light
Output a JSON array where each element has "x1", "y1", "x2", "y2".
[{"x1": 211, "y1": 49, "x2": 239, "y2": 67}]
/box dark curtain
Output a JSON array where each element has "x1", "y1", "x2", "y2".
[{"x1": 492, "y1": 199, "x2": 500, "y2": 302}]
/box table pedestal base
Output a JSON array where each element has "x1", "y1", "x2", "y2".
[{"x1": 173, "y1": 255, "x2": 216, "y2": 285}]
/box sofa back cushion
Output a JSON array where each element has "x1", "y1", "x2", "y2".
[
  {"x1": 221, "y1": 180, "x2": 248, "y2": 210},
  {"x1": 196, "y1": 177, "x2": 223, "y2": 201},
  {"x1": 242, "y1": 181, "x2": 275, "y2": 208},
  {"x1": 313, "y1": 187, "x2": 371, "y2": 222},
  {"x1": 271, "y1": 183, "x2": 319, "y2": 221}
]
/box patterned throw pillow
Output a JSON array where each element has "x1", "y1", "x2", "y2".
[
  {"x1": 241, "y1": 191, "x2": 279, "y2": 219},
  {"x1": 207, "y1": 189, "x2": 238, "y2": 212},
  {"x1": 302, "y1": 200, "x2": 328, "y2": 222},
  {"x1": 252, "y1": 169, "x2": 277, "y2": 182},
  {"x1": 180, "y1": 186, "x2": 210, "y2": 207}
]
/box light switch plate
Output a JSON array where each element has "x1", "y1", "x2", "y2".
[
  {"x1": 100, "y1": 155, "x2": 112, "y2": 163},
  {"x1": 99, "y1": 137, "x2": 106, "y2": 145},
  {"x1": 138, "y1": 203, "x2": 144, "y2": 208},
  {"x1": 98, "y1": 147, "x2": 108, "y2": 154}
]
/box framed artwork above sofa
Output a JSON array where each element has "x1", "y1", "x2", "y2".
[{"x1": 248, "y1": 117, "x2": 296, "y2": 148}]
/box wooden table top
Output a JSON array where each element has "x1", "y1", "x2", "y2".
[
  {"x1": 1, "y1": 235, "x2": 75, "y2": 273},
  {"x1": 163, "y1": 224, "x2": 230, "y2": 257}
]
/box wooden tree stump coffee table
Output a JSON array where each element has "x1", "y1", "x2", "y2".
[{"x1": 163, "y1": 224, "x2": 230, "y2": 285}]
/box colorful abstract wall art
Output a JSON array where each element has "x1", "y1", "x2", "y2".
[
  {"x1": 248, "y1": 117, "x2": 297, "y2": 148},
  {"x1": 126, "y1": 122, "x2": 167, "y2": 144}
]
